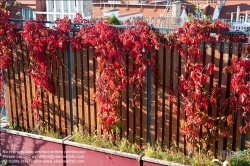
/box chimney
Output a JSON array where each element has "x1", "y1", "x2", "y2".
[
  {"x1": 245, "y1": 11, "x2": 248, "y2": 23},
  {"x1": 172, "y1": 1, "x2": 182, "y2": 18},
  {"x1": 236, "y1": 6, "x2": 240, "y2": 22}
]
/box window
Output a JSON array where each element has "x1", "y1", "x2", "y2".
[{"x1": 22, "y1": 8, "x2": 34, "y2": 19}]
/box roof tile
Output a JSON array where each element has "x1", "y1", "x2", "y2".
[{"x1": 219, "y1": 1, "x2": 250, "y2": 19}]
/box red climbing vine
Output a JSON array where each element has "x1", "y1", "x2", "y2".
[
  {"x1": 0, "y1": 1, "x2": 16, "y2": 109},
  {"x1": 166, "y1": 18, "x2": 248, "y2": 145},
  {"x1": 72, "y1": 16, "x2": 161, "y2": 134},
  {"x1": 21, "y1": 16, "x2": 70, "y2": 125}
]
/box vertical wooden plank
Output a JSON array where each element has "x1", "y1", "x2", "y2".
[
  {"x1": 218, "y1": 42, "x2": 229, "y2": 159},
  {"x1": 72, "y1": 51, "x2": 78, "y2": 129},
  {"x1": 31, "y1": 75, "x2": 37, "y2": 129},
  {"x1": 76, "y1": 50, "x2": 84, "y2": 132},
  {"x1": 95, "y1": 53, "x2": 101, "y2": 135},
  {"x1": 171, "y1": 46, "x2": 179, "y2": 148},
  {"x1": 246, "y1": 128, "x2": 250, "y2": 149},
  {"x1": 226, "y1": 43, "x2": 239, "y2": 151},
  {"x1": 52, "y1": 57, "x2": 60, "y2": 133},
  {"x1": 9, "y1": 50, "x2": 18, "y2": 125},
  {"x1": 17, "y1": 39, "x2": 28, "y2": 129},
  {"x1": 3, "y1": 68, "x2": 12, "y2": 125},
  {"x1": 23, "y1": 41, "x2": 33, "y2": 130},
  {"x1": 141, "y1": 52, "x2": 147, "y2": 146},
  {"x1": 150, "y1": 49, "x2": 157, "y2": 145},
  {"x1": 40, "y1": 56, "x2": 48, "y2": 131},
  {"x1": 157, "y1": 45, "x2": 164, "y2": 146},
  {"x1": 135, "y1": 54, "x2": 143, "y2": 145},
  {"x1": 128, "y1": 56, "x2": 134, "y2": 143},
  {"x1": 210, "y1": 42, "x2": 221, "y2": 157},
  {"x1": 47, "y1": 55, "x2": 55, "y2": 131},
  {"x1": 204, "y1": 42, "x2": 212, "y2": 151},
  {"x1": 135, "y1": 79, "x2": 141, "y2": 146},
  {"x1": 58, "y1": 50, "x2": 66, "y2": 135},
  {"x1": 235, "y1": 109, "x2": 242, "y2": 150},
  {"x1": 235, "y1": 43, "x2": 246, "y2": 150},
  {"x1": 179, "y1": 45, "x2": 187, "y2": 154},
  {"x1": 83, "y1": 48, "x2": 90, "y2": 133},
  {"x1": 13, "y1": 42, "x2": 23, "y2": 127},
  {"x1": 122, "y1": 54, "x2": 128, "y2": 139},
  {"x1": 64, "y1": 47, "x2": 71, "y2": 135},
  {"x1": 89, "y1": 47, "x2": 96, "y2": 133},
  {"x1": 42, "y1": 92, "x2": 49, "y2": 131},
  {"x1": 164, "y1": 46, "x2": 171, "y2": 149}
]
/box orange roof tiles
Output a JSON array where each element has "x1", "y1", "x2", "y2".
[{"x1": 219, "y1": 1, "x2": 250, "y2": 19}]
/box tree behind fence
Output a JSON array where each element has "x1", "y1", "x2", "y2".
[{"x1": 4, "y1": 36, "x2": 250, "y2": 157}]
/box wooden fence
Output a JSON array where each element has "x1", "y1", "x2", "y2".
[{"x1": 3, "y1": 37, "x2": 250, "y2": 157}]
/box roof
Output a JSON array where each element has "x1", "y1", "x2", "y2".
[
  {"x1": 183, "y1": 1, "x2": 216, "y2": 16},
  {"x1": 219, "y1": 1, "x2": 250, "y2": 19},
  {"x1": 119, "y1": 11, "x2": 142, "y2": 17}
]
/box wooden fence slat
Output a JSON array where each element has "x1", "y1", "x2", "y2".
[
  {"x1": 4, "y1": 68, "x2": 12, "y2": 125},
  {"x1": 171, "y1": 46, "x2": 179, "y2": 148},
  {"x1": 9, "y1": 51, "x2": 18, "y2": 125},
  {"x1": 83, "y1": 48, "x2": 90, "y2": 133},
  {"x1": 164, "y1": 46, "x2": 171, "y2": 149},
  {"x1": 204, "y1": 42, "x2": 212, "y2": 151},
  {"x1": 31, "y1": 75, "x2": 37, "y2": 129},
  {"x1": 129, "y1": 56, "x2": 135, "y2": 143},
  {"x1": 52, "y1": 57, "x2": 60, "y2": 133},
  {"x1": 135, "y1": 88, "x2": 141, "y2": 145},
  {"x1": 157, "y1": 45, "x2": 164, "y2": 146},
  {"x1": 76, "y1": 50, "x2": 83, "y2": 132},
  {"x1": 209, "y1": 42, "x2": 221, "y2": 157},
  {"x1": 235, "y1": 109, "x2": 242, "y2": 150},
  {"x1": 22, "y1": 42, "x2": 33, "y2": 130},
  {"x1": 141, "y1": 52, "x2": 147, "y2": 146},
  {"x1": 42, "y1": 91, "x2": 49, "y2": 131},
  {"x1": 72, "y1": 50, "x2": 78, "y2": 129},
  {"x1": 179, "y1": 45, "x2": 187, "y2": 154},
  {"x1": 13, "y1": 42, "x2": 22, "y2": 128},
  {"x1": 246, "y1": 129, "x2": 250, "y2": 149},
  {"x1": 17, "y1": 40, "x2": 27, "y2": 128},
  {"x1": 47, "y1": 55, "x2": 55, "y2": 131},
  {"x1": 197, "y1": 41, "x2": 206, "y2": 150},
  {"x1": 89, "y1": 47, "x2": 96, "y2": 133},
  {"x1": 226, "y1": 43, "x2": 239, "y2": 151},
  {"x1": 94, "y1": 53, "x2": 102, "y2": 135},
  {"x1": 64, "y1": 47, "x2": 71, "y2": 135},
  {"x1": 218, "y1": 42, "x2": 229, "y2": 159},
  {"x1": 58, "y1": 50, "x2": 66, "y2": 135},
  {"x1": 122, "y1": 54, "x2": 128, "y2": 139},
  {"x1": 150, "y1": 49, "x2": 157, "y2": 145}
]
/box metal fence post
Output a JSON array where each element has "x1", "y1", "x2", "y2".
[
  {"x1": 147, "y1": 52, "x2": 151, "y2": 143},
  {"x1": 67, "y1": 31, "x2": 74, "y2": 134}
]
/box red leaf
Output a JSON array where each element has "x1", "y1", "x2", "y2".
[{"x1": 207, "y1": 62, "x2": 215, "y2": 75}]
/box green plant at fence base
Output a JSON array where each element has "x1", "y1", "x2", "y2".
[
  {"x1": 229, "y1": 149, "x2": 250, "y2": 166},
  {"x1": 109, "y1": 14, "x2": 120, "y2": 25},
  {"x1": 71, "y1": 127, "x2": 142, "y2": 154},
  {"x1": 212, "y1": 149, "x2": 250, "y2": 166},
  {"x1": 145, "y1": 142, "x2": 214, "y2": 166},
  {"x1": 1, "y1": 160, "x2": 13, "y2": 166},
  {"x1": 7, "y1": 122, "x2": 63, "y2": 139}
]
